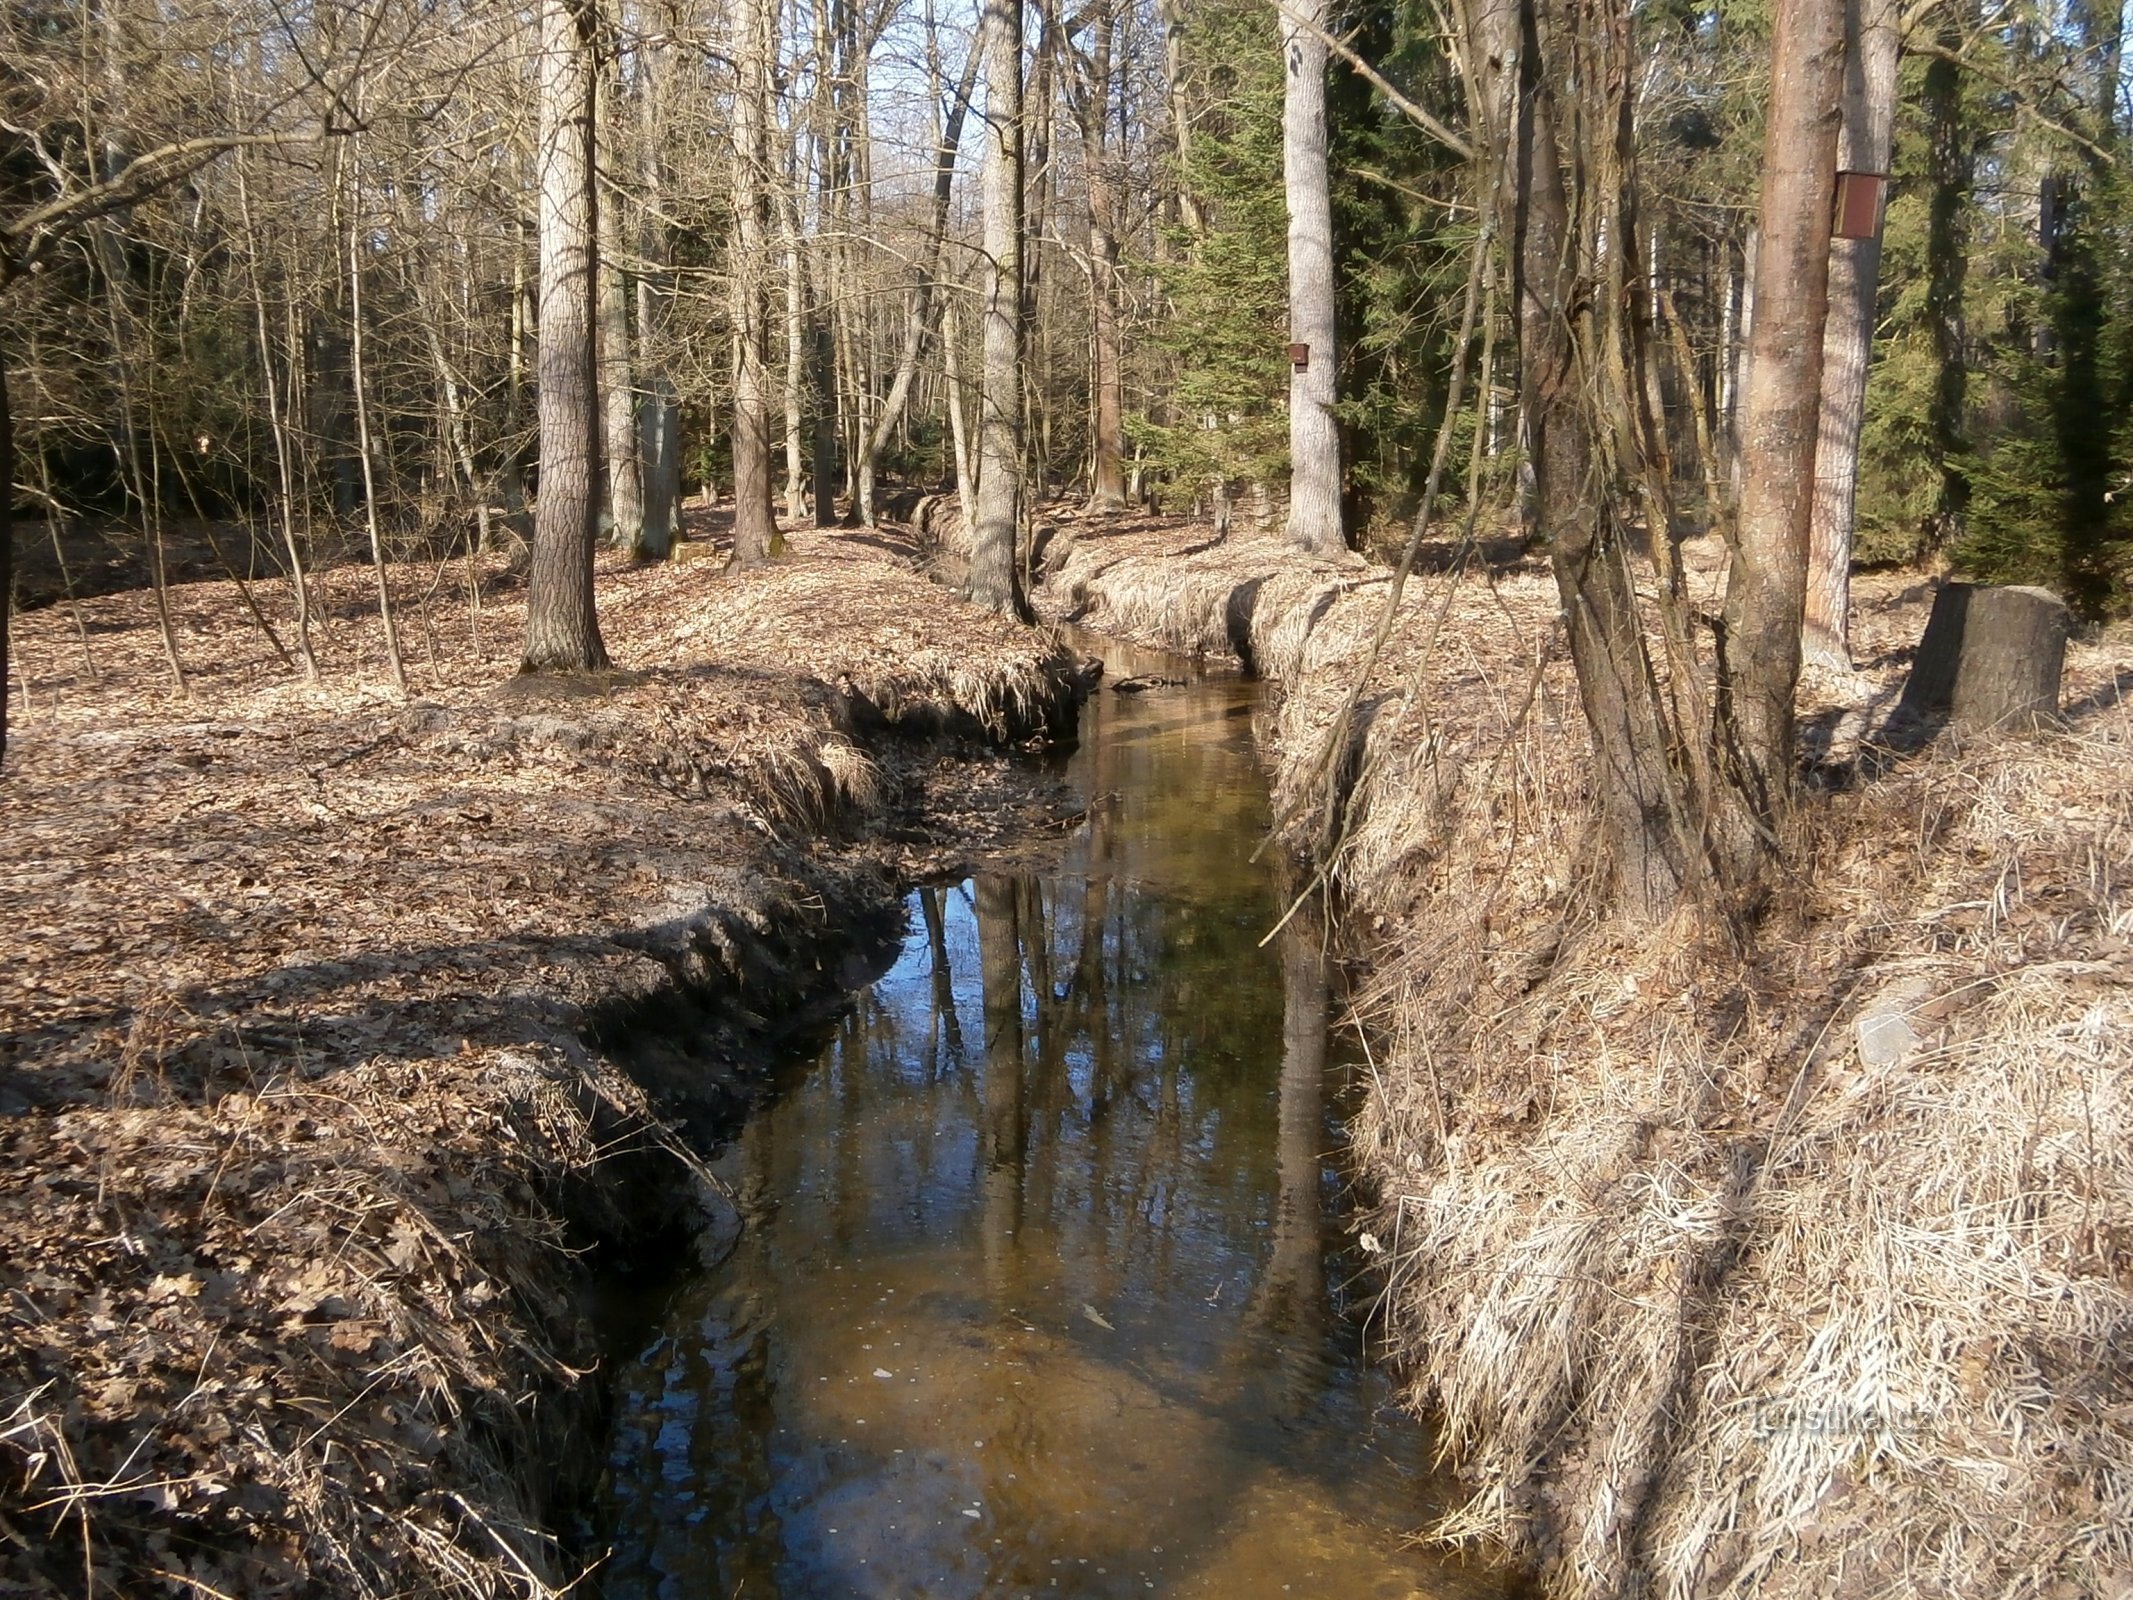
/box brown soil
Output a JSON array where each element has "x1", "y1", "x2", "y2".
[
  {"x1": 1036, "y1": 507, "x2": 2133, "y2": 1600},
  {"x1": 0, "y1": 519, "x2": 1087, "y2": 1597}
]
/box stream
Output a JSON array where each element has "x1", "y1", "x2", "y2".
[{"x1": 598, "y1": 639, "x2": 1507, "y2": 1599}]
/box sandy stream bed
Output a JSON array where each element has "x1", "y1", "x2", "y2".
[{"x1": 0, "y1": 523, "x2": 1087, "y2": 1598}]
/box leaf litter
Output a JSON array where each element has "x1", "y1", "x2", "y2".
[{"x1": 1, "y1": 520, "x2": 1086, "y2": 1598}]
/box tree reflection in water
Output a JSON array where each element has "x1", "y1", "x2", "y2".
[{"x1": 600, "y1": 655, "x2": 1506, "y2": 1600}]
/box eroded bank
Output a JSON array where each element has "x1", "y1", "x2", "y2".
[
  {"x1": 1029, "y1": 510, "x2": 2133, "y2": 1600},
  {"x1": 0, "y1": 527, "x2": 1087, "y2": 1598}
]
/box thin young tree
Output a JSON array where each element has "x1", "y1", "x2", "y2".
[
  {"x1": 1278, "y1": 0, "x2": 1341, "y2": 553},
  {"x1": 522, "y1": 0, "x2": 611, "y2": 672},
  {"x1": 969, "y1": 0, "x2": 1026, "y2": 615}
]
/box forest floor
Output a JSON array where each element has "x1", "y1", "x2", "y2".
[
  {"x1": 1031, "y1": 507, "x2": 2133, "y2": 1600},
  {"x1": 0, "y1": 513, "x2": 1090, "y2": 1599}
]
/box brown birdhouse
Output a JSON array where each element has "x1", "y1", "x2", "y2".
[
  {"x1": 1833, "y1": 171, "x2": 1888, "y2": 241},
  {"x1": 1287, "y1": 342, "x2": 1311, "y2": 371}
]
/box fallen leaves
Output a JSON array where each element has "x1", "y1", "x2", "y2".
[{"x1": 1, "y1": 523, "x2": 1088, "y2": 1599}]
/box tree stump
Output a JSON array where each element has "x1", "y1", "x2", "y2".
[{"x1": 1896, "y1": 582, "x2": 2069, "y2": 735}]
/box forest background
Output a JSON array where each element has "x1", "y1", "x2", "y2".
[{"x1": 5, "y1": 0, "x2": 2130, "y2": 683}]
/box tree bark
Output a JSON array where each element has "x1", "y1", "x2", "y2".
[
  {"x1": 636, "y1": 44, "x2": 680, "y2": 562},
  {"x1": 1280, "y1": 0, "x2": 1342, "y2": 554},
  {"x1": 728, "y1": 0, "x2": 782, "y2": 568},
  {"x1": 1719, "y1": 0, "x2": 1845, "y2": 858},
  {"x1": 969, "y1": 0, "x2": 1025, "y2": 615},
  {"x1": 596, "y1": 61, "x2": 646, "y2": 555},
  {"x1": 522, "y1": 0, "x2": 610, "y2": 672},
  {"x1": 780, "y1": 176, "x2": 809, "y2": 524},
  {"x1": 1897, "y1": 582, "x2": 2070, "y2": 734},
  {"x1": 1921, "y1": 11, "x2": 1970, "y2": 552},
  {"x1": 1803, "y1": 0, "x2": 1901, "y2": 670}
]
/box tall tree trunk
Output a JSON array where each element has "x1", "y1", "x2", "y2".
[
  {"x1": 636, "y1": 43, "x2": 680, "y2": 561},
  {"x1": 1719, "y1": 0, "x2": 1845, "y2": 863},
  {"x1": 969, "y1": 0, "x2": 1025, "y2": 615},
  {"x1": 729, "y1": 0, "x2": 781, "y2": 567},
  {"x1": 500, "y1": 220, "x2": 537, "y2": 551},
  {"x1": 781, "y1": 177, "x2": 809, "y2": 523},
  {"x1": 1280, "y1": 0, "x2": 1342, "y2": 553},
  {"x1": 1803, "y1": 0, "x2": 1901, "y2": 670},
  {"x1": 1921, "y1": 4, "x2": 1971, "y2": 552},
  {"x1": 1074, "y1": 2, "x2": 1127, "y2": 512},
  {"x1": 944, "y1": 296, "x2": 977, "y2": 512},
  {"x1": 597, "y1": 61, "x2": 646, "y2": 554},
  {"x1": 523, "y1": 0, "x2": 611, "y2": 672}
]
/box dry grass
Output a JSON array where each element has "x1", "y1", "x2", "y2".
[
  {"x1": 1047, "y1": 510, "x2": 2133, "y2": 1600},
  {"x1": 0, "y1": 520, "x2": 1086, "y2": 1597}
]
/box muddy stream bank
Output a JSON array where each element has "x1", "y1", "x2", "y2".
[{"x1": 592, "y1": 638, "x2": 1510, "y2": 1600}]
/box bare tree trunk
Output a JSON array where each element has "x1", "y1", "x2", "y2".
[
  {"x1": 780, "y1": 177, "x2": 809, "y2": 523},
  {"x1": 1719, "y1": 0, "x2": 1844, "y2": 862},
  {"x1": 1803, "y1": 0, "x2": 1901, "y2": 670},
  {"x1": 944, "y1": 296, "x2": 976, "y2": 512},
  {"x1": 522, "y1": 0, "x2": 610, "y2": 672},
  {"x1": 636, "y1": 45, "x2": 679, "y2": 561},
  {"x1": 1074, "y1": 1, "x2": 1127, "y2": 512},
  {"x1": 345, "y1": 155, "x2": 409, "y2": 692},
  {"x1": 500, "y1": 221, "x2": 536, "y2": 551},
  {"x1": 969, "y1": 0, "x2": 1025, "y2": 615},
  {"x1": 728, "y1": 0, "x2": 781, "y2": 568},
  {"x1": 1280, "y1": 0, "x2": 1342, "y2": 554},
  {"x1": 597, "y1": 61, "x2": 646, "y2": 554}
]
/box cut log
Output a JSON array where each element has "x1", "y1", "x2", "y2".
[{"x1": 1896, "y1": 582, "x2": 2069, "y2": 735}]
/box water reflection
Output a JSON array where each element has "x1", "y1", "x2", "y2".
[{"x1": 601, "y1": 655, "x2": 1505, "y2": 1600}]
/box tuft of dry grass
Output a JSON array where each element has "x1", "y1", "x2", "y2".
[{"x1": 1049, "y1": 509, "x2": 2133, "y2": 1600}]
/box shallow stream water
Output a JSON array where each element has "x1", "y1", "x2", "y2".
[{"x1": 600, "y1": 641, "x2": 1506, "y2": 1599}]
